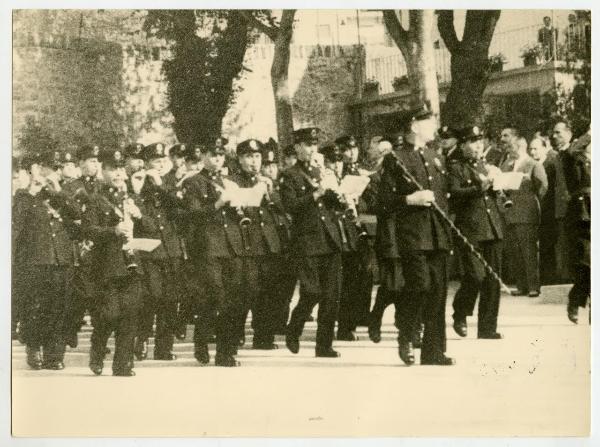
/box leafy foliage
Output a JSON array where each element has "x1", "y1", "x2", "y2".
[
  {"x1": 144, "y1": 10, "x2": 258, "y2": 145},
  {"x1": 16, "y1": 115, "x2": 59, "y2": 157}
]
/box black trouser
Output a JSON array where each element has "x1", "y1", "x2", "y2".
[
  {"x1": 193, "y1": 257, "x2": 249, "y2": 356},
  {"x1": 19, "y1": 265, "x2": 73, "y2": 363},
  {"x1": 506, "y1": 223, "x2": 540, "y2": 293},
  {"x1": 65, "y1": 264, "x2": 94, "y2": 345},
  {"x1": 288, "y1": 253, "x2": 342, "y2": 349},
  {"x1": 137, "y1": 258, "x2": 181, "y2": 354},
  {"x1": 452, "y1": 239, "x2": 503, "y2": 335},
  {"x1": 369, "y1": 257, "x2": 404, "y2": 331},
  {"x1": 338, "y1": 247, "x2": 373, "y2": 333},
  {"x1": 396, "y1": 250, "x2": 449, "y2": 362},
  {"x1": 90, "y1": 274, "x2": 142, "y2": 373},
  {"x1": 271, "y1": 256, "x2": 297, "y2": 335},
  {"x1": 569, "y1": 266, "x2": 590, "y2": 309}
]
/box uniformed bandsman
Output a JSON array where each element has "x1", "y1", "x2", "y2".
[
  {"x1": 563, "y1": 129, "x2": 591, "y2": 324},
  {"x1": 181, "y1": 137, "x2": 247, "y2": 367},
  {"x1": 13, "y1": 151, "x2": 81, "y2": 370},
  {"x1": 378, "y1": 104, "x2": 455, "y2": 366},
  {"x1": 280, "y1": 127, "x2": 348, "y2": 358},
  {"x1": 82, "y1": 149, "x2": 144, "y2": 376},
  {"x1": 448, "y1": 126, "x2": 504, "y2": 339},
  {"x1": 130, "y1": 143, "x2": 186, "y2": 361}
]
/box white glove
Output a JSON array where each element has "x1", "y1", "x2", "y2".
[{"x1": 406, "y1": 189, "x2": 435, "y2": 207}]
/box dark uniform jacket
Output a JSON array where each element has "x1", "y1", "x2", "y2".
[
  {"x1": 12, "y1": 188, "x2": 80, "y2": 267},
  {"x1": 131, "y1": 179, "x2": 184, "y2": 261},
  {"x1": 81, "y1": 185, "x2": 141, "y2": 281},
  {"x1": 229, "y1": 170, "x2": 283, "y2": 256},
  {"x1": 448, "y1": 157, "x2": 503, "y2": 242},
  {"x1": 563, "y1": 146, "x2": 591, "y2": 224},
  {"x1": 181, "y1": 168, "x2": 245, "y2": 259},
  {"x1": 377, "y1": 145, "x2": 452, "y2": 252},
  {"x1": 279, "y1": 162, "x2": 347, "y2": 256}
]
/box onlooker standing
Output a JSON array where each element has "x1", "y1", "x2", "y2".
[
  {"x1": 500, "y1": 136, "x2": 548, "y2": 297},
  {"x1": 529, "y1": 136, "x2": 570, "y2": 284},
  {"x1": 538, "y1": 16, "x2": 558, "y2": 61}
]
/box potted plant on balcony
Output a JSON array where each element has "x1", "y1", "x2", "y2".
[
  {"x1": 520, "y1": 44, "x2": 544, "y2": 67},
  {"x1": 363, "y1": 78, "x2": 380, "y2": 98},
  {"x1": 488, "y1": 52, "x2": 507, "y2": 72},
  {"x1": 392, "y1": 75, "x2": 410, "y2": 91}
]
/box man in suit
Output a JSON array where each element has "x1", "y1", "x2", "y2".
[
  {"x1": 181, "y1": 137, "x2": 247, "y2": 367},
  {"x1": 279, "y1": 127, "x2": 349, "y2": 358},
  {"x1": 538, "y1": 16, "x2": 558, "y2": 61},
  {"x1": 500, "y1": 136, "x2": 548, "y2": 297},
  {"x1": 377, "y1": 104, "x2": 454, "y2": 366},
  {"x1": 81, "y1": 149, "x2": 144, "y2": 376},
  {"x1": 529, "y1": 136, "x2": 571, "y2": 284},
  {"x1": 13, "y1": 151, "x2": 81, "y2": 370},
  {"x1": 448, "y1": 126, "x2": 504, "y2": 340},
  {"x1": 562, "y1": 130, "x2": 591, "y2": 323}
]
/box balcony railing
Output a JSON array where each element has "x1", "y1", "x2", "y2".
[{"x1": 365, "y1": 22, "x2": 589, "y2": 95}]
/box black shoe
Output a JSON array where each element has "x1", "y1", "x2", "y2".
[
  {"x1": 154, "y1": 351, "x2": 177, "y2": 361},
  {"x1": 478, "y1": 332, "x2": 503, "y2": 339},
  {"x1": 336, "y1": 330, "x2": 358, "y2": 341},
  {"x1": 315, "y1": 347, "x2": 341, "y2": 358},
  {"x1": 215, "y1": 353, "x2": 240, "y2": 367},
  {"x1": 26, "y1": 348, "x2": 43, "y2": 370},
  {"x1": 453, "y1": 318, "x2": 468, "y2": 337},
  {"x1": 368, "y1": 324, "x2": 382, "y2": 343},
  {"x1": 112, "y1": 369, "x2": 136, "y2": 377},
  {"x1": 398, "y1": 340, "x2": 415, "y2": 366},
  {"x1": 89, "y1": 361, "x2": 103, "y2": 376},
  {"x1": 510, "y1": 289, "x2": 527, "y2": 296},
  {"x1": 134, "y1": 339, "x2": 147, "y2": 361},
  {"x1": 252, "y1": 341, "x2": 279, "y2": 350},
  {"x1": 43, "y1": 361, "x2": 65, "y2": 370},
  {"x1": 567, "y1": 305, "x2": 579, "y2": 324},
  {"x1": 421, "y1": 354, "x2": 455, "y2": 366},
  {"x1": 194, "y1": 344, "x2": 210, "y2": 365},
  {"x1": 528, "y1": 290, "x2": 540, "y2": 298},
  {"x1": 306, "y1": 315, "x2": 315, "y2": 322},
  {"x1": 285, "y1": 334, "x2": 300, "y2": 354}
]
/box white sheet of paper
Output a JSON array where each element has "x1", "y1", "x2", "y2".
[
  {"x1": 320, "y1": 171, "x2": 340, "y2": 192},
  {"x1": 338, "y1": 175, "x2": 371, "y2": 197},
  {"x1": 232, "y1": 185, "x2": 265, "y2": 207},
  {"x1": 493, "y1": 172, "x2": 523, "y2": 190},
  {"x1": 122, "y1": 238, "x2": 162, "y2": 252}
]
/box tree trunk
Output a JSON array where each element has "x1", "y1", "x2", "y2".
[
  {"x1": 270, "y1": 10, "x2": 296, "y2": 153},
  {"x1": 410, "y1": 11, "x2": 440, "y2": 122},
  {"x1": 383, "y1": 10, "x2": 440, "y2": 124},
  {"x1": 437, "y1": 10, "x2": 501, "y2": 129}
]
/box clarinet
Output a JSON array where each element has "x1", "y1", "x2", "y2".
[{"x1": 392, "y1": 152, "x2": 512, "y2": 294}]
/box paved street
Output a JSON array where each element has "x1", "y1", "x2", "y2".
[{"x1": 12, "y1": 283, "x2": 590, "y2": 437}]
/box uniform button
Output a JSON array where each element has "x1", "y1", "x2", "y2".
[
  {"x1": 428, "y1": 176, "x2": 433, "y2": 181},
  {"x1": 52, "y1": 233, "x2": 56, "y2": 237},
  {"x1": 486, "y1": 208, "x2": 491, "y2": 213},
  {"x1": 157, "y1": 214, "x2": 161, "y2": 218},
  {"x1": 203, "y1": 194, "x2": 208, "y2": 199},
  {"x1": 50, "y1": 222, "x2": 54, "y2": 226},
  {"x1": 58, "y1": 218, "x2": 63, "y2": 222},
  {"x1": 446, "y1": 193, "x2": 451, "y2": 198},
  {"x1": 318, "y1": 203, "x2": 323, "y2": 207},
  {"x1": 224, "y1": 224, "x2": 228, "y2": 228},
  {"x1": 159, "y1": 226, "x2": 164, "y2": 230},
  {"x1": 320, "y1": 216, "x2": 325, "y2": 221},
  {"x1": 32, "y1": 204, "x2": 37, "y2": 208},
  {"x1": 259, "y1": 210, "x2": 263, "y2": 215},
  {"x1": 467, "y1": 180, "x2": 472, "y2": 184},
  {"x1": 424, "y1": 162, "x2": 429, "y2": 167},
  {"x1": 222, "y1": 210, "x2": 226, "y2": 215},
  {"x1": 260, "y1": 222, "x2": 264, "y2": 227}
]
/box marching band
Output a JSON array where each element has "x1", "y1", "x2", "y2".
[{"x1": 11, "y1": 102, "x2": 591, "y2": 375}]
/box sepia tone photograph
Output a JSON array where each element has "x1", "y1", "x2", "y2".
[{"x1": 7, "y1": 2, "x2": 594, "y2": 443}]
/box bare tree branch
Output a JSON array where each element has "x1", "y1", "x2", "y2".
[
  {"x1": 240, "y1": 10, "x2": 278, "y2": 41},
  {"x1": 436, "y1": 10, "x2": 461, "y2": 54},
  {"x1": 383, "y1": 10, "x2": 410, "y2": 50}
]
